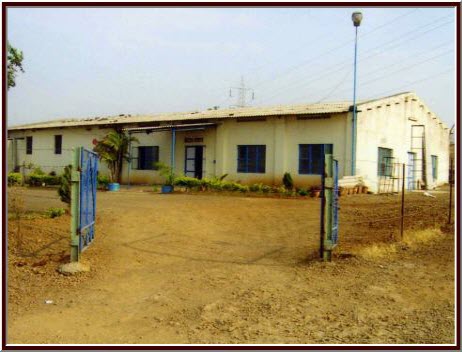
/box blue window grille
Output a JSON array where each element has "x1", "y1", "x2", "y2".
[
  {"x1": 431, "y1": 155, "x2": 438, "y2": 180},
  {"x1": 26, "y1": 136, "x2": 33, "y2": 155},
  {"x1": 298, "y1": 144, "x2": 333, "y2": 175},
  {"x1": 237, "y1": 145, "x2": 266, "y2": 173},
  {"x1": 378, "y1": 147, "x2": 393, "y2": 176},
  {"x1": 54, "y1": 135, "x2": 62, "y2": 155},
  {"x1": 134, "y1": 146, "x2": 159, "y2": 170}
]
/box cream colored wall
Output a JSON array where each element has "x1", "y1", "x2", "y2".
[
  {"x1": 7, "y1": 127, "x2": 112, "y2": 176},
  {"x1": 120, "y1": 127, "x2": 217, "y2": 184},
  {"x1": 356, "y1": 94, "x2": 450, "y2": 193},
  {"x1": 216, "y1": 114, "x2": 348, "y2": 188}
]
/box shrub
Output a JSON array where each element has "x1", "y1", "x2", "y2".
[
  {"x1": 261, "y1": 185, "x2": 272, "y2": 193},
  {"x1": 152, "y1": 185, "x2": 159, "y2": 193},
  {"x1": 29, "y1": 174, "x2": 61, "y2": 187},
  {"x1": 282, "y1": 172, "x2": 294, "y2": 191},
  {"x1": 298, "y1": 188, "x2": 309, "y2": 196},
  {"x1": 8, "y1": 172, "x2": 22, "y2": 186},
  {"x1": 249, "y1": 183, "x2": 262, "y2": 192},
  {"x1": 46, "y1": 207, "x2": 66, "y2": 218},
  {"x1": 174, "y1": 176, "x2": 201, "y2": 189},
  {"x1": 154, "y1": 162, "x2": 175, "y2": 186},
  {"x1": 49, "y1": 171, "x2": 57, "y2": 176},
  {"x1": 32, "y1": 166, "x2": 45, "y2": 175},
  {"x1": 97, "y1": 174, "x2": 110, "y2": 190},
  {"x1": 58, "y1": 165, "x2": 72, "y2": 205}
]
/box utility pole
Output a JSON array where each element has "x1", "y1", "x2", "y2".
[{"x1": 229, "y1": 76, "x2": 254, "y2": 108}]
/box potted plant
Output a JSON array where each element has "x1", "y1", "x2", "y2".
[
  {"x1": 154, "y1": 162, "x2": 175, "y2": 193},
  {"x1": 310, "y1": 185, "x2": 322, "y2": 198},
  {"x1": 93, "y1": 130, "x2": 138, "y2": 191}
]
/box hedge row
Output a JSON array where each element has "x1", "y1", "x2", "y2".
[{"x1": 173, "y1": 176, "x2": 313, "y2": 196}]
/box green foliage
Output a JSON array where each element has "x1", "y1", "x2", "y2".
[
  {"x1": 282, "y1": 172, "x2": 294, "y2": 190},
  {"x1": 32, "y1": 166, "x2": 45, "y2": 175},
  {"x1": 97, "y1": 174, "x2": 110, "y2": 190},
  {"x1": 46, "y1": 207, "x2": 66, "y2": 218},
  {"x1": 249, "y1": 183, "x2": 271, "y2": 193},
  {"x1": 58, "y1": 165, "x2": 72, "y2": 205},
  {"x1": 297, "y1": 188, "x2": 309, "y2": 196},
  {"x1": 7, "y1": 42, "x2": 24, "y2": 89},
  {"x1": 174, "y1": 176, "x2": 202, "y2": 189},
  {"x1": 152, "y1": 185, "x2": 159, "y2": 193},
  {"x1": 29, "y1": 174, "x2": 61, "y2": 187},
  {"x1": 8, "y1": 172, "x2": 22, "y2": 186},
  {"x1": 94, "y1": 130, "x2": 138, "y2": 183},
  {"x1": 154, "y1": 162, "x2": 176, "y2": 186}
]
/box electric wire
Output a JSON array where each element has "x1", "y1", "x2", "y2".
[{"x1": 254, "y1": 16, "x2": 454, "y2": 105}]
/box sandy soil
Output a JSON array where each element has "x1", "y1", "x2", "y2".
[{"x1": 7, "y1": 187, "x2": 455, "y2": 345}]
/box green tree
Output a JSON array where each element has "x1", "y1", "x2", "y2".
[
  {"x1": 58, "y1": 165, "x2": 72, "y2": 206},
  {"x1": 7, "y1": 42, "x2": 24, "y2": 89},
  {"x1": 93, "y1": 130, "x2": 138, "y2": 183}
]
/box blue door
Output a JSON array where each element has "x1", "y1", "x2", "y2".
[{"x1": 407, "y1": 152, "x2": 416, "y2": 190}]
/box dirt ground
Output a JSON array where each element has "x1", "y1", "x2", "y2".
[{"x1": 7, "y1": 187, "x2": 455, "y2": 345}]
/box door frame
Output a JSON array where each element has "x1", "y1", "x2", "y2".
[
  {"x1": 407, "y1": 151, "x2": 416, "y2": 190},
  {"x1": 184, "y1": 145, "x2": 205, "y2": 179}
]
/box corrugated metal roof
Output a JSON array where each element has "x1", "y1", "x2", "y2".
[
  {"x1": 8, "y1": 101, "x2": 352, "y2": 131},
  {"x1": 9, "y1": 92, "x2": 431, "y2": 131}
]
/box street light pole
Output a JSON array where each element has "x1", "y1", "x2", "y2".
[{"x1": 351, "y1": 11, "x2": 363, "y2": 176}]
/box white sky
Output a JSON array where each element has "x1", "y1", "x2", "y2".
[{"x1": 7, "y1": 6, "x2": 456, "y2": 127}]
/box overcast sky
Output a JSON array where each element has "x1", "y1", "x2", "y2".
[{"x1": 7, "y1": 7, "x2": 456, "y2": 127}]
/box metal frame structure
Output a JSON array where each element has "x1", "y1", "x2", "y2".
[
  {"x1": 321, "y1": 153, "x2": 339, "y2": 261},
  {"x1": 70, "y1": 147, "x2": 99, "y2": 262}
]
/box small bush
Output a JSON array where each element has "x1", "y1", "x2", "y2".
[
  {"x1": 49, "y1": 171, "x2": 57, "y2": 176},
  {"x1": 152, "y1": 185, "x2": 159, "y2": 193},
  {"x1": 249, "y1": 183, "x2": 262, "y2": 192},
  {"x1": 32, "y1": 167, "x2": 45, "y2": 175},
  {"x1": 261, "y1": 185, "x2": 271, "y2": 193},
  {"x1": 29, "y1": 174, "x2": 61, "y2": 186},
  {"x1": 174, "y1": 176, "x2": 202, "y2": 189},
  {"x1": 8, "y1": 172, "x2": 22, "y2": 186},
  {"x1": 282, "y1": 172, "x2": 294, "y2": 191},
  {"x1": 46, "y1": 207, "x2": 66, "y2": 218},
  {"x1": 58, "y1": 165, "x2": 72, "y2": 205},
  {"x1": 298, "y1": 188, "x2": 309, "y2": 196},
  {"x1": 97, "y1": 174, "x2": 110, "y2": 190}
]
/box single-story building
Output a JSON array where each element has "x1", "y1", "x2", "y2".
[{"x1": 7, "y1": 91, "x2": 450, "y2": 193}]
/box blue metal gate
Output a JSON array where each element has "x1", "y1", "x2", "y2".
[
  {"x1": 332, "y1": 159, "x2": 339, "y2": 245},
  {"x1": 79, "y1": 148, "x2": 98, "y2": 251}
]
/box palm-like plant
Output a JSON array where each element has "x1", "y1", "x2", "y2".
[{"x1": 94, "y1": 131, "x2": 138, "y2": 183}]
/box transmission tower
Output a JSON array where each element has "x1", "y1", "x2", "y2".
[{"x1": 229, "y1": 76, "x2": 255, "y2": 108}]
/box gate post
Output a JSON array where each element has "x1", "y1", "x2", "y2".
[
  {"x1": 70, "y1": 147, "x2": 81, "y2": 262},
  {"x1": 322, "y1": 154, "x2": 334, "y2": 261}
]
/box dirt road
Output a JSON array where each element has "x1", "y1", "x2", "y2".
[{"x1": 7, "y1": 188, "x2": 455, "y2": 344}]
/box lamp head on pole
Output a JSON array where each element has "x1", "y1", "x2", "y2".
[{"x1": 352, "y1": 11, "x2": 363, "y2": 27}]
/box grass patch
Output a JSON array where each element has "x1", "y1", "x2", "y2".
[
  {"x1": 357, "y1": 243, "x2": 398, "y2": 260},
  {"x1": 403, "y1": 228, "x2": 443, "y2": 247},
  {"x1": 356, "y1": 228, "x2": 444, "y2": 261}
]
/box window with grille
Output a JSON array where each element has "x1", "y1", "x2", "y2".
[
  {"x1": 298, "y1": 144, "x2": 333, "y2": 175},
  {"x1": 133, "y1": 146, "x2": 159, "y2": 170},
  {"x1": 26, "y1": 136, "x2": 33, "y2": 155},
  {"x1": 378, "y1": 147, "x2": 393, "y2": 176},
  {"x1": 54, "y1": 135, "x2": 62, "y2": 154},
  {"x1": 431, "y1": 155, "x2": 438, "y2": 180},
  {"x1": 237, "y1": 145, "x2": 266, "y2": 173}
]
